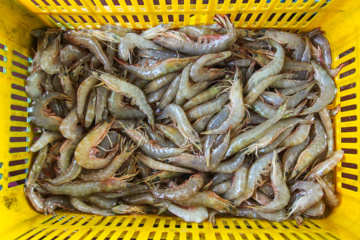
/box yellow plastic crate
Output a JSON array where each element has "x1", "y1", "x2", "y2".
[{"x1": 0, "y1": 0, "x2": 359, "y2": 239}]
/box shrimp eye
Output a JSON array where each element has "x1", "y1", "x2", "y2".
[
  {"x1": 107, "y1": 118, "x2": 111, "y2": 123},
  {"x1": 126, "y1": 150, "x2": 130, "y2": 152},
  {"x1": 155, "y1": 176, "x2": 160, "y2": 181},
  {"x1": 126, "y1": 184, "x2": 132, "y2": 188},
  {"x1": 97, "y1": 72, "x2": 101, "y2": 76},
  {"x1": 64, "y1": 72, "x2": 68, "y2": 76},
  {"x1": 164, "y1": 159, "x2": 169, "y2": 163}
]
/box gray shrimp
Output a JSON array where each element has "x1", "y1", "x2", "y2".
[
  {"x1": 147, "y1": 84, "x2": 169, "y2": 103},
  {"x1": 77, "y1": 75, "x2": 99, "y2": 124},
  {"x1": 69, "y1": 196, "x2": 114, "y2": 216},
  {"x1": 44, "y1": 196, "x2": 76, "y2": 216},
  {"x1": 143, "y1": 73, "x2": 178, "y2": 94},
  {"x1": 310, "y1": 34, "x2": 332, "y2": 70},
  {"x1": 41, "y1": 34, "x2": 61, "y2": 74},
  {"x1": 84, "y1": 88, "x2": 97, "y2": 128},
  {"x1": 82, "y1": 195, "x2": 118, "y2": 209},
  {"x1": 137, "y1": 153, "x2": 194, "y2": 173},
  {"x1": 60, "y1": 107, "x2": 84, "y2": 139},
  {"x1": 223, "y1": 157, "x2": 250, "y2": 200},
  {"x1": 30, "y1": 132, "x2": 62, "y2": 152},
  {"x1": 158, "y1": 74, "x2": 181, "y2": 109},
  {"x1": 45, "y1": 158, "x2": 82, "y2": 185},
  {"x1": 156, "y1": 124, "x2": 186, "y2": 147},
  {"x1": 137, "y1": 49, "x2": 187, "y2": 61},
  {"x1": 95, "y1": 86, "x2": 109, "y2": 125},
  {"x1": 283, "y1": 137, "x2": 310, "y2": 179},
  {"x1": 281, "y1": 114, "x2": 314, "y2": 148},
  {"x1": 193, "y1": 114, "x2": 214, "y2": 133},
  {"x1": 108, "y1": 92, "x2": 146, "y2": 119},
  {"x1": 26, "y1": 69, "x2": 46, "y2": 100},
  {"x1": 145, "y1": 125, "x2": 169, "y2": 147},
  {"x1": 26, "y1": 145, "x2": 48, "y2": 189},
  {"x1": 58, "y1": 137, "x2": 82, "y2": 174},
  {"x1": 210, "y1": 181, "x2": 231, "y2": 195},
  {"x1": 318, "y1": 107, "x2": 334, "y2": 158}
]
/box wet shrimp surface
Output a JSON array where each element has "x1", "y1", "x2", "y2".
[{"x1": 26, "y1": 17, "x2": 343, "y2": 224}]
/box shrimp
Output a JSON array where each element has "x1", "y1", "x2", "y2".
[
  {"x1": 27, "y1": 185, "x2": 45, "y2": 213},
  {"x1": 193, "y1": 114, "x2": 214, "y2": 133},
  {"x1": 108, "y1": 92, "x2": 146, "y2": 119},
  {"x1": 282, "y1": 59, "x2": 313, "y2": 73},
  {"x1": 314, "y1": 175, "x2": 339, "y2": 207},
  {"x1": 301, "y1": 37, "x2": 312, "y2": 63},
  {"x1": 319, "y1": 107, "x2": 334, "y2": 158},
  {"x1": 290, "y1": 119, "x2": 327, "y2": 179},
  {"x1": 233, "y1": 150, "x2": 282, "y2": 206},
  {"x1": 245, "y1": 40, "x2": 285, "y2": 93},
  {"x1": 153, "y1": 15, "x2": 236, "y2": 55},
  {"x1": 95, "y1": 86, "x2": 109, "y2": 125},
  {"x1": 60, "y1": 108, "x2": 84, "y2": 139},
  {"x1": 213, "y1": 151, "x2": 246, "y2": 173},
  {"x1": 79, "y1": 143, "x2": 136, "y2": 181},
  {"x1": 84, "y1": 88, "x2": 96, "y2": 128},
  {"x1": 122, "y1": 193, "x2": 161, "y2": 206},
  {"x1": 258, "y1": 29, "x2": 305, "y2": 61},
  {"x1": 190, "y1": 51, "x2": 231, "y2": 82},
  {"x1": 147, "y1": 84, "x2": 168, "y2": 103},
  {"x1": 115, "y1": 56, "x2": 198, "y2": 80},
  {"x1": 137, "y1": 153, "x2": 194, "y2": 173},
  {"x1": 144, "y1": 125, "x2": 169, "y2": 147},
  {"x1": 305, "y1": 150, "x2": 344, "y2": 180},
  {"x1": 112, "y1": 204, "x2": 153, "y2": 215},
  {"x1": 311, "y1": 34, "x2": 332, "y2": 70},
  {"x1": 259, "y1": 183, "x2": 275, "y2": 197},
  {"x1": 281, "y1": 114, "x2": 314, "y2": 148},
  {"x1": 226, "y1": 59, "x2": 253, "y2": 67},
  {"x1": 83, "y1": 195, "x2": 118, "y2": 209},
  {"x1": 58, "y1": 137, "x2": 81, "y2": 174},
  {"x1": 44, "y1": 196, "x2": 76, "y2": 216},
  {"x1": 45, "y1": 158, "x2": 82, "y2": 185},
  {"x1": 41, "y1": 34, "x2": 61, "y2": 74},
  {"x1": 258, "y1": 126, "x2": 294, "y2": 154},
  {"x1": 26, "y1": 145, "x2": 48, "y2": 190},
  {"x1": 77, "y1": 75, "x2": 99, "y2": 124},
  {"x1": 63, "y1": 30, "x2": 113, "y2": 73},
  {"x1": 271, "y1": 78, "x2": 310, "y2": 89},
  {"x1": 39, "y1": 178, "x2": 132, "y2": 196},
  {"x1": 225, "y1": 103, "x2": 286, "y2": 158},
  {"x1": 210, "y1": 180, "x2": 231, "y2": 195},
  {"x1": 30, "y1": 132, "x2": 62, "y2": 152},
  {"x1": 60, "y1": 44, "x2": 88, "y2": 68},
  {"x1": 100, "y1": 24, "x2": 135, "y2": 36},
  {"x1": 186, "y1": 92, "x2": 229, "y2": 121},
  {"x1": 141, "y1": 171, "x2": 184, "y2": 184},
  {"x1": 137, "y1": 49, "x2": 188, "y2": 61},
  {"x1": 122, "y1": 124, "x2": 188, "y2": 159},
  {"x1": 97, "y1": 185, "x2": 149, "y2": 198},
  {"x1": 158, "y1": 74, "x2": 182, "y2": 110},
  {"x1": 26, "y1": 69, "x2": 46, "y2": 100},
  {"x1": 283, "y1": 137, "x2": 309, "y2": 179},
  {"x1": 178, "y1": 25, "x2": 219, "y2": 40},
  {"x1": 202, "y1": 69, "x2": 245, "y2": 135},
  {"x1": 223, "y1": 158, "x2": 250, "y2": 200},
  {"x1": 261, "y1": 92, "x2": 285, "y2": 107},
  {"x1": 287, "y1": 181, "x2": 323, "y2": 217},
  {"x1": 29, "y1": 92, "x2": 71, "y2": 132},
  {"x1": 94, "y1": 71, "x2": 154, "y2": 126},
  {"x1": 156, "y1": 124, "x2": 186, "y2": 147},
  {"x1": 302, "y1": 199, "x2": 326, "y2": 217},
  {"x1": 143, "y1": 73, "x2": 178, "y2": 94},
  {"x1": 251, "y1": 153, "x2": 290, "y2": 213},
  {"x1": 300, "y1": 61, "x2": 336, "y2": 115},
  {"x1": 74, "y1": 119, "x2": 117, "y2": 169},
  {"x1": 69, "y1": 196, "x2": 114, "y2": 216},
  {"x1": 160, "y1": 200, "x2": 209, "y2": 223},
  {"x1": 286, "y1": 83, "x2": 315, "y2": 109},
  {"x1": 159, "y1": 104, "x2": 202, "y2": 150},
  {"x1": 251, "y1": 98, "x2": 307, "y2": 119},
  {"x1": 152, "y1": 173, "x2": 207, "y2": 201}
]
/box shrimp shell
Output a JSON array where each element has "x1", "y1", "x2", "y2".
[{"x1": 305, "y1": 150, "x2": 344, "y2": 180}]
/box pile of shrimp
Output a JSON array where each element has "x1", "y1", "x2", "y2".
[{"x1": 25, "y1": 14, "x2": 343, "y2": 224}]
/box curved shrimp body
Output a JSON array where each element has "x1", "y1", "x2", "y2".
[
  {"x1": 193, "y1": 114, "x2": 214, "y2": 133},
  {"x1": 251, "y1": 154, "x2": 290, "y2": 213},
  {"x1": 59, "y1": 67, "x2": 76, "y2": 110},
  {"x1": 137, "y1": 153, "x2": 194, "y2": 173},
  {"x1": 305, "y1": 150, "x2": 344, "y2": 180},
  {"x1": 261, "y1": 92, "x2": 285, "y2": 107},
  {"x1": 26, "y1": 145, "x2": 48, "y2": 189},
  {"x1": 300, "y1": 61, "x2": 336, "y2": 115},
  {"x1": 281, "y1": 114, "x2": 314, "y2": 148},
  {"x1": 156, "y1": 124, "x2": 186, "y2": 147},
  {"x1": 137, "y1": 49, "x2": 187, "y2": 61},
  {"x1": 100, "y1": 24, "x2": 135, "y2": 36},
  {"x1": 226, "y1": 59, "x2": 253, "y2": 67},
  {"x1": 83, "y1": 195, "x2": 118, "y2": 210},
  {"x1": 178, "y1": 25, "x2": 219, "y2": 40},
  {"x1": 223, "y1": 158, "x2": 250, "y2": 200},
  {"x1": 121, "y1": 193, "x2": 161, "y2": 206},
  {"x1": 152, "y1": 173, "x2": 207, "y2": 201},
  {"x1": 142, "y1": 171, "x2": 184, "y2": 184},
  {"x1": 286, "y1": 82, "x2": 315, "y2": 109},
  {"x1": 26, "y1": 69, "x2": 46, "y2": 100},
  {"x1": 158, "y1": 74, "x2": 181, "y2": 110},
  {"x1": 213, "y1": 151, "x2": 246, "y2": 173},
  {"x1": 288, "y1": 181, "x2": 323, "y2": 217},
  {"x1": 59, "y1": 137, "x2": 82, "y2": 173},
  {"x1": 302, "y1": 199, "x2": 325, "y2": 217},
  {"x1": 153, "y1": 15, "x2": 236, "y2": 55},
  {"x1": 145, "y1": 125, "x2": 169, "y2": 147},
  {"x1": 115, "y1": 56, "x2": 198, "y2": 80},
  {"x1": 319, "y1": 107, "x2": 334, "y2": 158},
  {"x1": 41, "y1": 34, "x2": 61, "y2": 74},
  {"x1": 259, "y1": 29, "x2": 305, "y2": 61},
  {"x1": 190, "y1": 51, "x2": 231, "y2": 82},
  {"x1": 74, "y1": 119, "x2": 116, "y2": 169},
  {"x1": 44, "y1": 196, "x2": 75, "y2": 216},
  {"x1": 30, "y1": 132, "x2": 62, "y2": 152},
  {"x1": 257, "y1": 127, "x2": 294, "y2": 154},
  {"x1": 160, "y1": 104, "x2": 202, "y2": 150},
  {"x1": 143, "y1": 73, "x2": 178, "y2": 94},
  {"x1": 203, "y1": 70, "x2": 245, "y2": 135},
  {"x1": 40, "y1": 178, "x2": 132, "y2": 196},
  {"x1": 278, "y1": 80, "x2": 315, "y2": 96},
  {"x1": 245, "y1": 40, "x2": 285, "y2": 93},
  {"x1": 123, "y1": 126, "x2": 187, "y2": 159},
  {"x1": 77, "y1": 75, "x2": 99, "y2": 124},
  {"x1": 45, "y1": 158, "x2": 82, "y2": 185},
  {"x1": 70, "y1": 196, "x2": 114, "y2": 216},
  {"x1": 167, "y1": 154, "x2": 210, "y2": 172},
  {"x1": 108, "y1": 92, "x2": 146, "y2": 119},
  {"x1": 161, "y1": 200, "x2": 209, "y2": 223},
  {"x1": 63, "y1": 31, "x2": 113, "y2": 73},
  {"x1": 271, "y1": 78, "x2": 309, "y2": 89},
  {"x1": 95, "y1": 86, "x2": 109, "y2": 125},
  {"x1": 225, "y1": 103, "x2": 286, "y2": 158},
  {"x1": 210, "y1": 181, "x2": 231, "y2": 195},
  {"x1": 60, "y1": 108, "x2": 84, "y2": 139},
  {"x1": 94, "y1": 71, "x2": 154, "y2": 126},
  {"x1": 147, "y1": 84, "x2": 169, "y2": 103},
  {"x1": 314, "y1": 175, "x2": 339, "y2": 207},
  {"x1": 251, "y1": 98, "x2": 305, "y2": 119},
  {"x1": 283, "y1": 137, "x2": 309, "y2": 179},
  {"x1": 84, "y1": 88, "x2": 97, "y2": 128},
  {"x1": 290, "y1": 119, "x2": 327, "y2": 179},
  {"x1": 301, "y1": 37, "x2": 312, "y2": 63},
  {"x1": 29, "y1": 92, "x2": 71, "y2": 133},
  {"x1": 27, "y1": 185, "x2": 45, "y2": 213},
  {"x1": 186, "y1": 92, "x2": 229, "y2": 122},
  {"x1": 97, "y1": 185, "x2": 149, "y2": 198},
  {"x1": 60, "y1": 44, "x2": 88, "y2": 68},
  {"x1": 311, "y1": 34, "x2": 332, "y2": 70}
]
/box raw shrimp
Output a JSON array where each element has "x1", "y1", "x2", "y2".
[
  {"x1": 257, "y1": 127, "x2": 294, "y2": 154},
  {"x1": 160, "y1": 200, "x2": 209, "y2": 223},
  {"x1": 288, "y1": 181, "x2": 323, "y2": 217},
  {"x1": 100, "y1": 24, "x2": 135, "y2": 36},
  {"x1": 158, "y1": 74, "x2": 181, "y2": 109},
  {"x1": 203, "y1": 69, "x2": 245, "y2": 134},
  {"x1": 301, "y1": 37, "x2": 312, "y2": 63},
  {"x1": 314, "y1": 175, "x2": 339, "y2": 207},
  {"x1": 60, "y1": 45, "x2": 88, "y2": 68},
  {"x1": 302, "y1": 199, "x2": 325, "y2": 217},
  {"x1": 261, "y1": 92, "x2": 285, "y2": 107},
  {"x1": 112, "y1": 204, "x2": 153, "y2": 214},
  {"x1": 319, "y1": 107, "x2": 334, "y2": 158},
  {"x1": 30, "y1": 132, "x2": 62, "y2": 152},
  {"x1": 193, "y1": 114, "x2": 214, "y2": 133},
  {"x1": 45, "y1": 158, "x2": 82, "y2": 185},
  {"x1": 156, "y1": 124, "x2": 186, "y2": 147},
  {"x1": 290, "y1": 119, "x2": 327, "y2": 179},
  {"x1": 278, "y1": 80, "x2": 315, "y2": 96},
  {"x1": 63, "y1": 31, "x2": 113, "y2": 73},
  {"x1": 108, "y1": 92, "x2": 146, "y2": 119},
  {"x1": 58, "y1": 137, "x2": 81, "y2": 173},
  {"x1": 60, "y1": 108, "x2": 84, "y2": 139},
  {"x1": 77, "y1": 75, "x2": 99, "y2": 124},
  {"x1": 74, "y1": 119, "x2": 117, "y2": 169},
  {"x1": 311, "y1": 34, "x2": 332, "y2": 70},
  {"x1": 159, "y1": 104, "x2": 202, "y2": 150},
  {"x1": 97, "y1": 185, "x2": 149, "y2": 198},
  {"x1": 271, "y1": 78, "x2": 309, "y2": 89},
  {"x1": 44, "y1": 196, "x2": 75, "y2": 216},
  {"x1": 69, "y1": 196, "x2": 114, "y2": 216},
  {"x1": 281, "y1": 114, "x2": 314, "y2": 148},
  {"x1": 282, "y1": 59, "x2": 313, "y2": 73},
  {"x1": 84, "y1": 88, "x2": 96, "y2": 128},
  {"x1": 225, "y1": 103, "x2": 286, "y2": 157},
  {"x1": 152, "y1": 173, "x2": 207, "y2": 201},
  {"x1": 115, "y1": 56, "x2": 198, "y2": 80},
  {"x1": 41, "y1": 34, "x2": 61, "y2": 74},
  {"x1": 210, "y1": 181, "x2": 231, "y2": 195},
  {"x1": 286, "y1": 83, "x2": 315, "y2": 109},
  {"x1": 245, "y1": 40, "x2": 285, "y2": 93},
  {"x1": 213, "y1": 151, "x2": 246, "y2": 173},
  {"x1": 153, "y1": 15, "x2": 236, "y2": 55},
  {"x1": 251, "y1": 153, "x2": 290, "y2": 212},
  {"x1": 26, "y1": 185, "x2": 45, "y2": 213},
  {"x1": 29, "y1": 92, "x2": 71, "y2": 132},
  {"x1": 178, "y1": 25, "x2": 219, "y2": 40},
  {"x1": 251, "y1": 98, "x2": 305, "y2": 119},
  {"x1": 141, "y1": 171, "x2": 184, "y2": 184},
  {"x1": 190, "y1": 51, "x2": 231, "y2": 82},
  {"x1": 226, "y1": 59, "x2": 253, "y2": 67},
  {"x1": 121, "y1": 193, "x2": 161, "y2": 206},
  {"x1": 137, "y1": 49, "x2": 187, "y2": 60},
  {"x1": 83, "y1": 195, "x2": 118, "y2": 209},
  {"x1": 283, "y1": 137, "x2": 309, "y2": 179},
  {"x1": 95, "y1": 86, "x2": 109, "y2": 125},
  {"x1": 147, "y1": 84, "x2": 168, "y2": 103},
  {"x1": 94, "y1": 71, "x2": 154, "y2": 126},
  {"x1": 26, "y1": 145, "x2": 48, "y2": 189},
  {"x1": 305, "y1": 150, "x2": 344, "y2": 180},
  {"x1": 39, "y1": 178, "x2": 132, "y2": 196},
  {"x1": 223, "y1": 158, "x2": 250, "y2": 200},
  {"x1": 26, "y1": 69, "x2": 46, "y2": 100},
  {"x1": 145, "y1": 125, "x2": 169, "y2": 147},
  {"x1": 300, "y1": 61, "x2": 336, "y2": 115},
  {"x1": 143, "y1": 73, "x2": 178, "y2": 94},
  {"x1": 137, "y1": 153, "x2": 194, "y2": 173}
]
